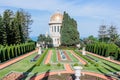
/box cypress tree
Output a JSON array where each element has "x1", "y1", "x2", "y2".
[{"x1": 61, "y1": 12, "x2": 80, "y2": 46}]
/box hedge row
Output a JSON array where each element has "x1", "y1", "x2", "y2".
[
  {"x1": 35, "y1": 49, "x2": 48, "y2": 66},
  {"x1": 86, "y1": 42, "x2": 120, "y2": 60},
  {"x1": 74, "y1": 50, "x2": 95, "y2": 64},
  {"x1": 0, "y1": 42, "x2": 35, "y2": 63}
]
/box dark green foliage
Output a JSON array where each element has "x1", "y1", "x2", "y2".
[
  {"x1": 83, "y1": 35, "x2": 98, "y2": 45},
  {"x1": 60, "y1": 12, "x2": 80, "y2": 46},
  {"x1": 0, "y1": 42, "x2": 35, "y2": 63},
  {"x1": 0, "y1": 9, "x2": 33, "y2": 45},
  {"x1": 46, "y1": 63, "x2": 51, "y2": 66},
  {"x1": 36, "y1": 49, "x2": 48, "y2": 66},
  {"x1": 86, "y1": 42, "x2": 120, "y2": 61},
  {"x1": 73, "y1": 63, "x2": 79, "y2": 66},
  {"x1": 115, "y1": 39, "x2": 120, "y2": 47},
  {"x1": 57, "y1": 63, "x2": 61, "y2": 67},
  {"x1": 94, "y1": 63, "x2": 99, "y2": 67},
  {"x1": 37, "y1": 34, "x2": 53, "y2": 47}
]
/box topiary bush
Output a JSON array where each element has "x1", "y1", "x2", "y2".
[
  {"x1": 57, "y1": 63, "x2": 61, "y2": 67},
  {"x1": 86, "y1": 42, "x2": 120, "y2": 61},
  {"x1": 46, "y1": 63, "x2": 51, "y2": 66},
  {"x1": 84, "y1": 63, "x2": 89, "y2": 67},
  {"x1": 73, "y1": 63, "x2": 79, "y2": 66},
  {"x1": 94, "y1": 63, "x2": 99, "y2": 67},
  {"x1": 0, "y1": 42, "x2": 35, "y2": 63}
]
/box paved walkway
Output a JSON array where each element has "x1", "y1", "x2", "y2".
[
  {"x1": 30, "y1": 64, "x2": 73, "y2": 80},
  {"x1": 70, "y1": 50, "x2": 87, "y2": 65},
  {"x1": 82, "y1": 71, "x2": 116, "y2": 80},
  {"x1": 30, "y1": 63, "x2": 116, "y2": 80},
  {"x1": 0, "y1": 49, "x2": 38, "y2": 70},
  {"x1": 44, "y1": 50, "x2": 52, "y2": 64},
  {"x1": 80, "y1": 50, "x2": 120, "y2": 65}
]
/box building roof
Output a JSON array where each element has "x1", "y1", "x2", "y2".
[{"x1": 49, "y1": 11, "x2": 63, "y2": 24}]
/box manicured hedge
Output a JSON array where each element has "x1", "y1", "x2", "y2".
[
  {"x1": 35, "y1": 49, "x2": 48, "y2": 66},
  {"x1": 0, "y1": 42, "x2": 35, "y2": 63},
  {"x1": 74, "y1": 50, "x2": 95, "y2": 65},
  {"x1": 86, "y1": 42, "x2": 120, "y2": 60}
]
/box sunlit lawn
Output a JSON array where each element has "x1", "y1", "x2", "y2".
[
  {"x1": 1, "y1": 49, "x2": 120, "y2": 79},
  {"x1": 0, "y1": 51, "x2": 64, "y2": 78},
  {"x1": 75, "y1": 51, "x2": 120, "y2": 74}
]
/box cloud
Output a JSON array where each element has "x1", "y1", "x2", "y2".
[
  {"x1": 1, "y1": 0, "x2": 120, "y2": 17},
  {"x1": 1, "y1": 0, "x2": 120, "y2": 37}
]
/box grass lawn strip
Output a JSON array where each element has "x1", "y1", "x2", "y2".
[
  {"x1": 74, "y1": 50, "x2": 119, "y2": 74},
  {"x1": 87, "y1": 54, "x2": 120, "y2": 72},
  {"x1": 73, "y1": 50, "x2": 88, "y2": 64},
  {"x1": 51, "y1": 49, "x2": 57, "y2": 63},
  {"x1": 66, "y1": 50, "x2": 79, "y2": 62}
]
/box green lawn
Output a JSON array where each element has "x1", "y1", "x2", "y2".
[
  {"x1": 1, "y1": 49, "x2": 120, "y2": 79},
  {"x1": 51, "y1": 49, "x2": 57, "y2": 63},
  {"x1": 0, "y1": 51, "x2": 64, "y2": 79},
  {"x1": 75, "y1": 50, "x2": 120, "y2": 74},
  {"x1": 87, "y1": 54, "x2": 120, "y2": 73},
  {"x1": 67, "y1": 50, "x2": 79, "y2": 62}
]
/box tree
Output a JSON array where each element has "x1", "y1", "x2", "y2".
[
  {"x1": 37, "y1": 34, "x2": 46, "y2": 42},
  {"x1": 108, "y1": 25, "x2": 119, "y2": 43},
  {"x1": 0, "y1": 15, "x2": 4, "y2": 44},
  {"x1": 37, "y1": 34, "x2": 53, "y2": 47},
  {"x1": 115, "y1": 38, "x2": 120, "y2": 47},
  {"x1": 15, "y1": 9, "x2": 33, "y2": 43},
  {"x1": 60, "y1": 12, "x2": 80, "y2": 46},
  {"x1": 0, "y1": 9, "x2": 33, "y2": 45},
  {"x1": 2, "y1": 9, "x2": 14, "y2": 45},
  {"x1": 83, "y1": 35, "x2": 98, "y2": 45},
  {"x1": 98, "y1": 25, "x2": 108, "y2": 42}
]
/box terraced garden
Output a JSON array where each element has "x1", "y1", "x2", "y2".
[{"x1": 0, "y1": 48, "x2": 120, "y2": 80}]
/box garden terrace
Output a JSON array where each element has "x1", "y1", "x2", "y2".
[
  {"x1": 0, "y1": 49, "x2": 119, "y2": 80},
  {"x1": 76, "y1": 50, "x2": 120, "y2": 79}
]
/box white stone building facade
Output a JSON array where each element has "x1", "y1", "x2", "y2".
[{"x1": 49, "y1": 12, "x2": 63, "y2": 47}]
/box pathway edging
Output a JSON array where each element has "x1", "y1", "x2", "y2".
[{"x1": 0, "y1": 49, "x2": 38, "y2": 70}]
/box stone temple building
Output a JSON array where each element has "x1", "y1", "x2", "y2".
[{"x1": 49, "y1": 11, "x2": 63, "y2": 47}]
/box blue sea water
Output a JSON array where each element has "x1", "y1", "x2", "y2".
[{"x1": 30, "y1": 36, "x2": 37, "y2": 41}]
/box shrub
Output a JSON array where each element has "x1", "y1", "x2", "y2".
[
  {"x1": 94, "y1": 63, "x2": 99, "y2": 67},
  {"x1": 84, "y1": 63, "x2": 89, "y2": 67},
  {"x1": 0, "y1": 42, "x2": 35, "y2": 63},
  {"x1": 74, "y1": 50, "x2": 95, "y2": 65},
  {"x1": 73, "y1": 63, "x2": 79, "y2": 66},
  {"x1": 57, "y1": 63, "x2": 61, "y2": 67},
  {"x1": 86, "y1": 42, "x2": 120, "y2": 61},
  {"x1": 46, "y1": 63, "x2": 51, "y2": 66},
  {"x1": 36, "y1": 49, "x2": 48, "y2": 66}
]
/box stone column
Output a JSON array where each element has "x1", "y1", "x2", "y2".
[
  {"x1": 82, "y1": 47, "x2": 86, "y2": 55},
  {"x1": 38, "y1": 47, "x2": 42, "y2": 55},
  {"x1": 74, "y1": 66, "x2": 83, "y2": 80}
]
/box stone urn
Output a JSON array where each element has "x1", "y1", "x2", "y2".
[{"x1": 74, "y1": 66, "x2": 83, "y2": 80}]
